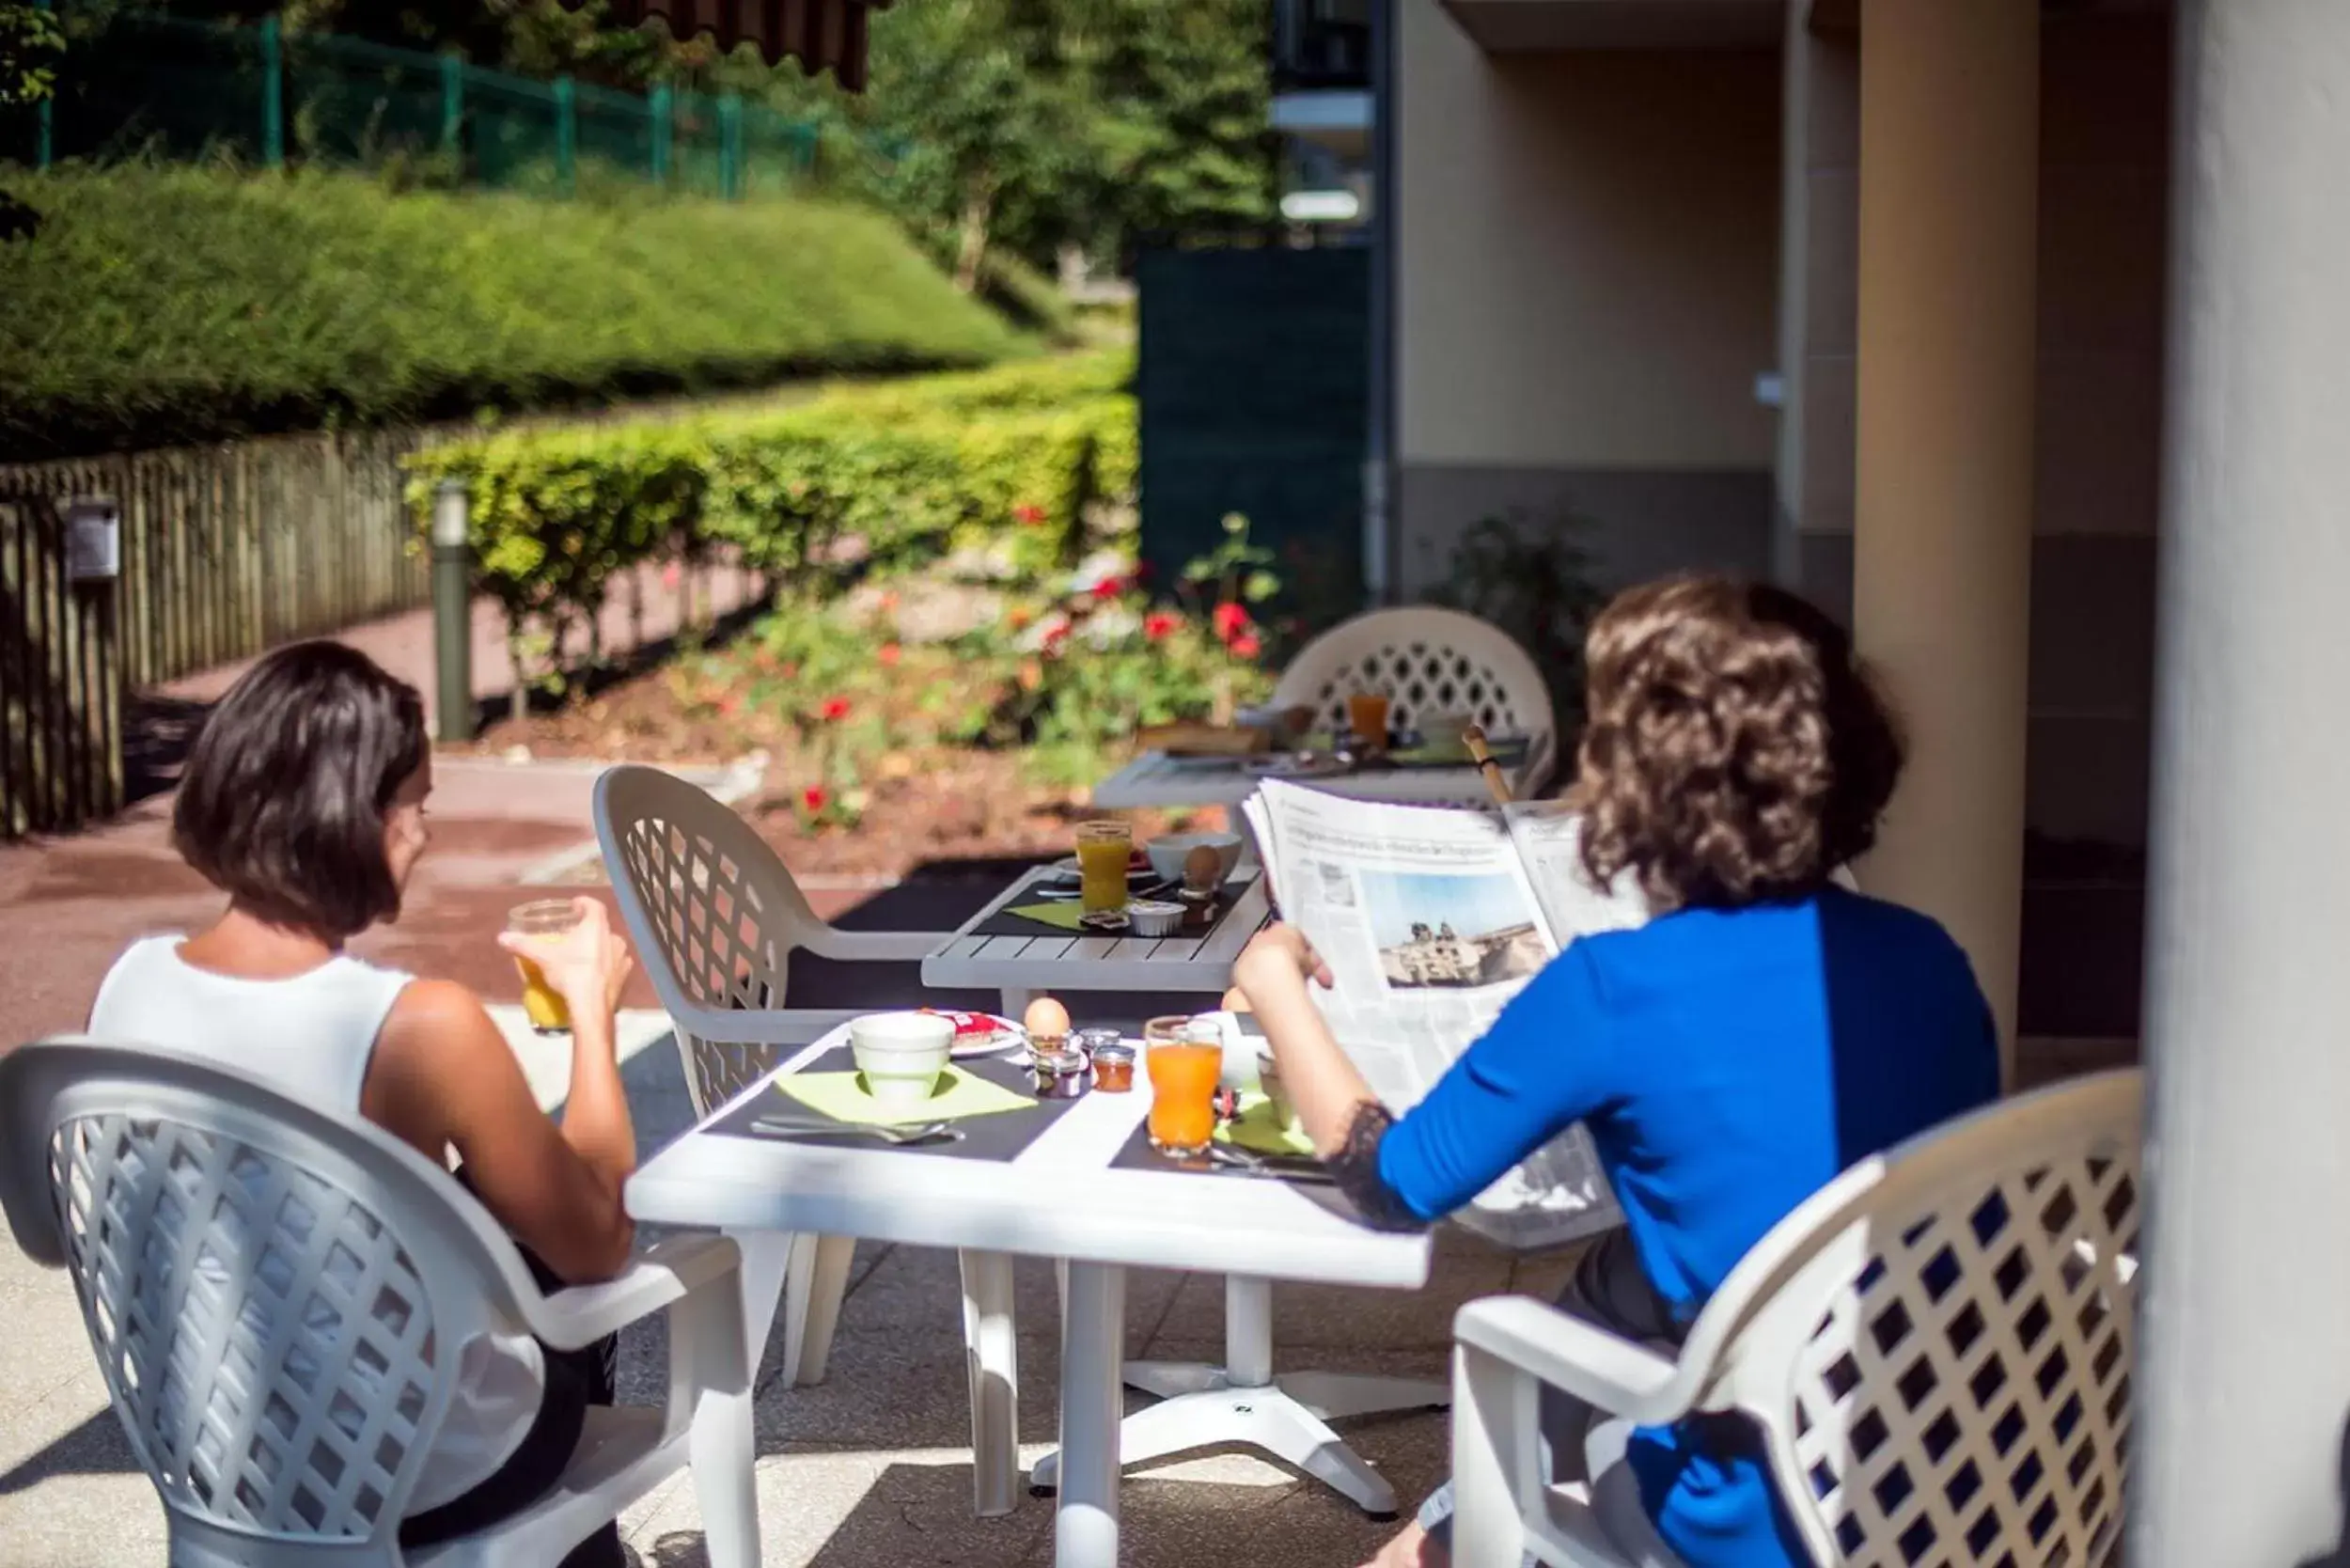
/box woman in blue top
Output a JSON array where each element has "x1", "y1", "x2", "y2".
[{"x1": 1233, "y1": 575, "x2": 2000, "y2": 1568}]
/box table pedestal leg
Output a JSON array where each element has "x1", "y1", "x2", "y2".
[
  {"x1": 1056, "y1": 1260, "x2": 1126, "y2": 1568},
  {"x1": 1029, "y1": 1275, "x2": 1448, "y2": 1517},
  {"x1": 960, "y1": 1248, "x2": 1021, "y2": 1518}
]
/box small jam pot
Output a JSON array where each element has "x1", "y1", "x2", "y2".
[
  {"x1": 1088, "y1": 1040, "x2": 1136, "y2": 1092},
  {"x1": 1030, "y1": 1044, "x2": 1090, "y2": 1099}
]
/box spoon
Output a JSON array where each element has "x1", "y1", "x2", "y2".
[{"x1": 750, "y1": 1119, "x2": 961, "y2": 1146}]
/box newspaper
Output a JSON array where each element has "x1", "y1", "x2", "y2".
[{"x1": 1238, "y1": 779, "x2": 1648, "y2": 1250}]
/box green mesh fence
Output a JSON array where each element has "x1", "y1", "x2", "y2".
[{"x1": 9, "y1": 10, "x2": 857, "y2": 200}]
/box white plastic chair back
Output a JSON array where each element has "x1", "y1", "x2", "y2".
[
  {"x1": 1685, "y1": 1070, "x2": 2141, "y2": 1567},
  {"x1": 1272, "y1": 604, "x2": 1555, "y2": 741},
  {"x1": 0, "y1": 1039, "x2": 556, "y2": 1568},
  {"x1": 594, "y1": 763, "x2": 828, "y2": 1117}
]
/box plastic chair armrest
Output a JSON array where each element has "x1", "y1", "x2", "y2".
[
  {"x1": 528, "y1": 1233, "x2": 742, "y2": 1349},
  {"x1": 1453, "y1": 1295, "x2": 1691, "y2": 1426},
  {"x1": 802, "y1": 928, "x2": 955, "y2": 964}
]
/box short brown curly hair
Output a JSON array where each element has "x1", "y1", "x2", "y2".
[{"x1": 1568, "y1": 575, "x2": 1903, "y2": 913}]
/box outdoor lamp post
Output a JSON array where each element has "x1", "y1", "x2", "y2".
[{"x1": 431, "y1": 479, "x2": 473, "y2": 744}]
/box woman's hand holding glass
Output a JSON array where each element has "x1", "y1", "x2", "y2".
[{"x1": 498, "y1": 897, "x2": 634, "y2": 1028}]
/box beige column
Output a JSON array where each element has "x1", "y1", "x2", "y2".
[{"x1": 1852, "y1": 0, "x2": 2040, "y2": 1078}]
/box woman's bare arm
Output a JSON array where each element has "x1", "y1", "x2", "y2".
[
  {"x1": 1231, "y1": 924, "x2": 1379, "y2": 1159},
  {"x1": 362, "y1": 899, "x2": 638, "y2": 1283}
]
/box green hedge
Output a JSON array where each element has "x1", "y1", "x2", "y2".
[
  {"x1": 406, "y1": 351, "x2": 1136, "y2": 661},
  {"x1": 0, "y1": 164, "x2": 1031, "y2": 459}
]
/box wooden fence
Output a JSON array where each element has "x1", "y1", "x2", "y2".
[{"x1": 1, "y1": 428, "x2": 432, "y2": 838}]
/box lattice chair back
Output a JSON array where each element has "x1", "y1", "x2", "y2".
[
  {"x1": 0, "y1": 1039, "x2": 556, "y2": 1568},
  {"x1": 595, "y1": 762, "x2": 827, "y2": 1118},
  {"x1": 1271, "y1": 605, "x2": 1555, "y2": 742},
  {"x1": 1684, "y1": 1069, "x2": 2142, "y2": 1568}
]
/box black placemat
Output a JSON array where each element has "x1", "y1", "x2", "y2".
[
  {"x1": 709, "y1": 1045, "x2": 1075, "y2": 1162},
  {"x1": 968, "y1": 877, "x2": 1252, "y2": 940},
  {"x1": 1108, "y1": 1120, "x2": 1358, "y2": 1216}
]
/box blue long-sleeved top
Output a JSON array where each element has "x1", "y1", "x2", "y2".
[{"x1": 1377, "y1": 886, "x2": 1999, "y2": 1567}]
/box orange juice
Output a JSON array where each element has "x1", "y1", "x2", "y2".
[
  {"x1": 1075, "y1": 820, "x2": 1133, "y2": 924},
  {"x1": 507, "y1": 898, "x2": 583, "y2": 1036},
  {"x1": 1147, "y1": 1042, "x2": 1223, "y2": 1154},
  {"x1": 1347, "y1": 691, "x2": 1391, "y2": 750},
  {"x1": 515, "y1": 956, "x2": 572, "y2": 1033}
]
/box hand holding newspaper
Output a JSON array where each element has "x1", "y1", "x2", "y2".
[{"x1": 1238, "y1": 778, "x2": 1647, "y2": 1250}]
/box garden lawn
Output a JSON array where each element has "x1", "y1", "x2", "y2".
[{"x1": 0, "y1": 164, "x2": 1030, "y2": 458}]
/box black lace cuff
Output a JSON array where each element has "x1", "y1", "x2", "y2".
[{"x1": 1326, "y1": 1102, "x2": 1430, "y2": 1233}]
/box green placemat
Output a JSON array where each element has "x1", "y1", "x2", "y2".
[
  {"x1": 1216, "y1": 1094, "x2": 1315, "y2": 1157},
  {"x1": 1388, "y1": 741, "x2": 1472, "y2": 766},
  {"x1": 1005, "y1": 901, "x2": 1089, "y2": 931},
  {"x1": 774, "y1": 1067, "x2": 1036, "y2": 1127}
]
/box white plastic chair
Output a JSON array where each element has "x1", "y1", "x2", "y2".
[
  {"x1": 1450, "y1": 1069, "x2": 2141, "y2": 1567},
  {"x1": 0, "y1": 1038, "x2": 755, "y2": 1568},
  {"x1": 1272, "y1": 604, "x2": 1559, "y2": 797},
  {"x1": 592, "y1": 763, "x2": 1026, "y2": 1517}
]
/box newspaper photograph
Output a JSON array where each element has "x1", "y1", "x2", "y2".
[{"x1": 1239, "y1": 778, "x2": 1644, "y2": 1250}]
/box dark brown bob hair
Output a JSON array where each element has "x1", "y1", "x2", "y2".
[
  {"x1": 172, "y1": 641, "x2": 428, "y2": 939},
  {"x1": 1568, "y1": 575, "x2": 1903, "y2": 913}
]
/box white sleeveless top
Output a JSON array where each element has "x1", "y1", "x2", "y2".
[{"x1": 88, "y1": 936, "x2": 544, "y2": 1513}]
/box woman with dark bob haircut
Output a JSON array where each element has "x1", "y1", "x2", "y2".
[
  {"x1": 1236, "y1": 576, "x2": 1999, "y2": 1568},
  {"x1": 87, "y1": 642, "x2": 637, "y2": 1567}
]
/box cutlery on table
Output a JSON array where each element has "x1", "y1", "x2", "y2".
[{"x1": 750, "y1": 1119, "x2": 962, "y2": 1146}]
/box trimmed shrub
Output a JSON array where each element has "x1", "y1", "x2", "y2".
[
  {"x1": 0, "y1": 163, "x2": 1030, "y2": 458},
  {"x1": 406, "y1": 350, "x2": 1136, "y2": 683}
]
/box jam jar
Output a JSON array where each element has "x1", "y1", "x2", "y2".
[
  {"x1": 1087, "y1": 1039, "x2": 1136, "y2": 1092},
  {"x1": 1030, "y1": 1043, "x2": 1090, "y2": 1099}
]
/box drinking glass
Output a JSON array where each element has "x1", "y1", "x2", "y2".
[
  {"x1": 507, "y1": 899, "x2": 583, "y2": 1035},
  {"x1": 1347, "y1": 691, "x2": 1392, "y2": 751},
  {"x1": 1145, "y1": 1017, "x2": 1222, "y2": 1155},
  {"x1": 1075, "y1": 819, "x2": 1133, "y2": 927}
]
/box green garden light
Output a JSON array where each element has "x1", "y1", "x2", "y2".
[{"x1": 431, "y1": 479, "x2": 473, "y2": 744}]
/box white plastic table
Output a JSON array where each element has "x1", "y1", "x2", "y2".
[
  {"x1": 627, "y1": 1026, "x2": 1434, "y2": 1568},
  {"x1": 916, "y1": 868, "x2": 1449, "y2": 1517},
  {"x1": 920, "y1": 864, "x2": 1274, "y2": 1016},
  {"x1": 1091, "y1": 747, "x2": 1547, "y2": 811}
]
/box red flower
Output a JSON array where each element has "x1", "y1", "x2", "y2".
[
  {"x1": 878, "y1": 642, "x2": 902, "y2": 667},
  {"x1": 801, "y1": 785, "x2": 828, "y2": 815},
  {"x1": 1212, "y1": 602, "x2": 1250, "y2": 644},
  {"x1": 718, "y1": 694, "x2": 744, "y2": 717},
  {"x1": 818, "y1": 697, "x2": 852, "y2": 722},
  {"x1": 1143, "y1": 611, "x2": 1181, "y2": 643},
  {"x1": 1230, "y1": 632, "x2": 1262, "y2": 660},
  {"x1": 1090, "y1": 574, "x2": 1126, "y2": 602},
  {"x1": 1042, "y1": 619, "x2": 1071, "y2": 653},
  {"x1": 1013, "y1": 503, "x2": 1048, "y2": 525}
]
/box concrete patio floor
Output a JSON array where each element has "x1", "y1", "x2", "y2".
[{"x1": 0, "y1": 1005, "x2": 1560, "y2": 1568}]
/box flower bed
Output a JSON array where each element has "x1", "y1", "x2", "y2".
[{"x1": 424, "y1": 353, "x2": 1289, "y2": 849}]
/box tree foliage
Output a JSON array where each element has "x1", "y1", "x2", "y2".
[
  {"x1": 175, "y1": 0, "x2": 1276, "y2": 277},
  {"x1": 1, "y1": 0, "x2": 62, "y2": 107}
]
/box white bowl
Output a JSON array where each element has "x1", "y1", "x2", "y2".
[
  {"x1": 1146, "y1": 831, "x2": 1244, "y2": 885},
  {"x1": 850, "y1": 1011, "x2": 953, "y2": 1108}
]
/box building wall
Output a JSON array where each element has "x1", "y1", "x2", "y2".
[
  {"x1": 1392, "y1": 0, "x2": 1782, "y2": 596},
  {"x1": 1784, "y1": 9, "x2": 2171, "y2": 1037}
]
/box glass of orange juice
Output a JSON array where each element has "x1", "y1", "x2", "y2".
[
  {"x1": 1347, "y1": 690, "x2": 1391, "y2": 751},
  {"x1": 507, "y1": 899, "x2": 582, "y2": 1035},
  {"x1": 1075, "y1": 820, "x2": 1133, "y2": 928},
  {"x1": 1145, "y1": 1017, "x2": 1223, "y2": 1155}
]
